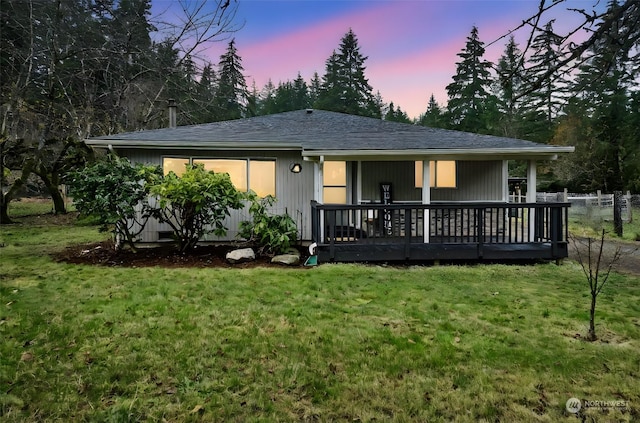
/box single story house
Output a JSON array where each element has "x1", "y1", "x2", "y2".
[{"x1": 85, "y1": 109, "x2": 574, "y2": 262}]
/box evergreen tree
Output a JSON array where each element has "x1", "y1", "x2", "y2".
[
  {"x1": 445, "y1": 26, "x2": 496, "y2": 133},
  {"x1": 192, "y1": 63, "x2": 218, "y2": 123},
  {"x1": 315, "y1": 29, "x2": 380, "y2": 117},
  {"x1": 385, "y1": 102, "x2": 412, "y2": 123},
  {"x1": 419, "y1": 94, "x2": 446, "y2": 128},
  {"x1": 525, "y1": 20, "x2": 565, "y2": 134},
  {"x1": 552, "y1": 0, "x2": 638, "y2": 191},
  {"x1": 258, "y1": 79, "x2": 277, "y2": 115},
  {"x1": 291, "y1": 72, "x2": 310, "y2": 110},
  {"x1": 495, "y1": 36, "x2": 528, "y2": 138},
  {"x1": 308, "y1": 72, "x2": 322, "y2": 106},
  {"x1": 215, "y1": 38, "x2": 248, "y2": 120}
]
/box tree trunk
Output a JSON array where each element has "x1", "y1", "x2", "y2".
[
  {"x1": 588, "y1": 293, "x2": 598, "y2": 341},
  {"x1": 0, "y1": 198, "x2": 12, "y2": 224},
  {"x1": 613, "y1": 191, "x2": 623, "y2": 237},
  {"x1": 0, "y1": 164, "x2": 31, "y2": 224},
  {"x1": 50, "y1": 187, "x2": 66, "y2": 214},
  {"x1": 36, "y1": 170, "x2": 66, "y2": 214}
]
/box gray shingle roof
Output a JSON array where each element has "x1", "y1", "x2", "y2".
[{"x1": 87, "y1": 109, "x2": 573, "y2": 156}]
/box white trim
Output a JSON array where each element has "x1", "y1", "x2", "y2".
[
  {"x1": 527, "y1": 160, "x2": 537, "y2": 241},
  {"x1": 302, "y1": 147, "x2": 573, "y2": 159},
  {"x1": 87, "y1": 140, "x2": 302, "y2": 150},
  {"x1": 422, "y1": 160, "x2": 431, "y2": 243},
  {"x1": 526, "y1": 160, "x2": 537, "y2": 203},
  {"x1": 502, "y1": 160, "x2": 509, "y2": 202}
]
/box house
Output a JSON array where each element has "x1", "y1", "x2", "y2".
[{"x1": 85, "y1": 109, "x2": 574, "y2": 263}]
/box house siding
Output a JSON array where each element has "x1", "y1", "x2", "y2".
[
  {"x1": 360, "y1": 160, "x2": 503, "y2": 203},
  {"x1": 116, "y1": 148, "x2": 313, "y2": 243}
]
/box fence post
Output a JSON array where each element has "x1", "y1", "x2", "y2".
[
  {"x1": 626, "y1": 191, "x2": 632, "y2": 223},
  {"x1": 563, "y1": 188, "x2": 568, "y2": 202},
  {"x1": 613, "y1": 191, "x2": 623, "y2": 237},
  {"x1": 597, "y1": 190, "x2": 602, "y2": 207}
]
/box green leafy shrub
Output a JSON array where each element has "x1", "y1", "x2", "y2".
[
  {"x1": 239, "y1": 194, "x2": 298, "y2": 256},
  {"x1": 67, "y1": 155, "x2": 160, "y2": 250},
  {"x1": 150, "y1": 164, "x2": 246, "y2": 252}
]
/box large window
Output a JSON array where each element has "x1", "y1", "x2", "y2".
[
  {"x1": 162, "y1": 157, "x2": 190, "y2": 177},
  {"x1": 323, "y1": 161, "x2": 347, "y2": 204},
  {"x1": 415, "y1": 161, "x2": 457, "y2": 188},
  {"x1": 195, "y1": 159, "x2": 248, "y2": 191},
  {"x1": 162, "y1": 157, "x2": 276, "y2": 197}
]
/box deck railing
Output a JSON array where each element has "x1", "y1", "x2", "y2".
[{"x1": 311, "y1": 201, "x2": 569, "y2": 260}]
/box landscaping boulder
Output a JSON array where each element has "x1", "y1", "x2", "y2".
[
  {"x1": 226, "y1": 248, "x2": 255, "y2": 264},
  {"x1": 271, "y1": 248, "x2": 301, "y2": 266}
]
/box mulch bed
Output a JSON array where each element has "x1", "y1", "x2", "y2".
[{"x1": 53, "y1": 241, "x2": 310, "y2": 269}]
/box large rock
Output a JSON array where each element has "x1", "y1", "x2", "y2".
[
  {"x1": 271, "y1": 248, "x2": 301, "y2": 266},
  {"x1": 226, "y1": 248, "x2": 255, "y2": 264}
]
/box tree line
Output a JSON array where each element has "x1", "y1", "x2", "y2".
[{"x1": 1, "y1": 0, "x2": 638, "y2": 223}]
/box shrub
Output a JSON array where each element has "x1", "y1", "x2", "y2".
[
  {"x1": 239, "y1": 194, "x2": 298, "y2": 256},
  {"x1": 150, "y1": 164, "x2": 245, "y2": 252},
  {"x1": 67, "y1": 155, "x2": 160, "y2": 250}
]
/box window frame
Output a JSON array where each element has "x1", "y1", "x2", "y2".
[
  {"x1": 161, "y1": 156, "x2": 277, "y2": 197},
  {"x1": 322, "y1": 160, "x2": 347, "y2": 204},
  {"x1": 415, "y1": 160, "x2": 458, "y2": 189}
]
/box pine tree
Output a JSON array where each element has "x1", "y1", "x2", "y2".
[
  {"x1": 315, "y1": 29, "x2": 379, "y2": 117},
  {"x1": 525, "y1": 20, "x2": 565, "y2": 131},
  {"x1": 258, "y1": 79, "x2": 277, "y2": 115},
  {"x1": 291, "y1": 72, "x2": 310, "y2": 110},
  {"x1": 495, "y1": 36, "x2": 528, "y2": 138},
  {"x1": 419, "y1": 94, "x2": 446, "y2": 128},
  {"x1": 385, "y1": 102, "x2": 412, "y2": 123},
  {"x1": 215, "y1": 38, "x2": 248, "y2": 121},
  {"x1": 566, "y1": 0, "x2": 635, "y2": 191},
  {"x1": 308, "y1": 72, "x2": 322, "y2": 106},
  {"x1": 445, "y1": 26, "x2": 496, "y2": 133}
]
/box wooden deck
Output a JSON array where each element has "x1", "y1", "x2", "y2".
[{"x1": 311, "y1": 202, "x2": 569, "y2": 263}]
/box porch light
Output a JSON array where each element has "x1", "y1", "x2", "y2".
[{"x1": 289, "y1": 162, "x2": 302, "y2": 173}]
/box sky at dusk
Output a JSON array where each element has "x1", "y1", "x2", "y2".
[{"x1": 153, "y1": 0, "x2": 598, "y2": 119}]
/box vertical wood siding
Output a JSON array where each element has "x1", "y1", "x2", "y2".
[
  {"x1": 360, "y1": 161, "x2": 421, "y2": 202},
  {"x1": 116, "y1": 148, "x2": 312, "y2": 242},
  {"x1": 431, "y1": 160, "x2": 503, "y2": 202},
  {"x1": 360, "y1": 160, "x2": 504, "y2": 203}
]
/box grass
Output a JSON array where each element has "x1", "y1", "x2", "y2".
[
  {"x1": 1, "y1": 200, "x2": 639, "y2": 422},
  {"x1": 568, "y1": 206, "x2": 640, "y2": 242}
]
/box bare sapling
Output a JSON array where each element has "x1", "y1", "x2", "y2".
[{"x1": 570, "y1": 230, "x2": 623, "y2": 341}]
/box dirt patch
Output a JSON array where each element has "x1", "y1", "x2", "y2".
[
  {"x1": 53, "y1": 241, "x2": 310, "y2": 269},
  {"x1": 568, "y1": 238, "x2": 640, "y2": 277}
]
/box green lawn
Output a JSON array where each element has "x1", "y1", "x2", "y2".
[{"x1": 1, "y1": 201, "x2": 639, "y2": 422}]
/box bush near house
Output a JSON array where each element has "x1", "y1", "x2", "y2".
[
  {"x1": 149, "y1": 164, "x2": 246, "y2": 252},
  {"x1": 239, "y1": 194, "x2": 298, "y2": 256}
]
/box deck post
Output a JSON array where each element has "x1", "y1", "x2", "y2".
[
  {"x1": 526, "y1": 160, "x2": 537, "y2": 242},
  {"x1": 315, "y1": 159, "x2": 324, "y2": 242},
  {"x1": 422, "y1": 160, "x2": 431, "y2": 243}
]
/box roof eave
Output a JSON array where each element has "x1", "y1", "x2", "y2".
[
  {"x1": 302, "y1": 147, "x2": 575, "y2": 161},
  {"x1": 85, "y1": 139, "x2": 302, "y2": 151}
]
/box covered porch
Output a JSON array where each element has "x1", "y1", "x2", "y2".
[
  {"x1": 306, "y1": 155, "x2": 570, "y2": 263},
  {"x1": 311, "y1": 201, "x2": 570, "y2": 262}
]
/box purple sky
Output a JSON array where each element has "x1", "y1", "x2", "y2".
[{"x1": 154, "y1": 0, "x2": 595, "y2": 119}]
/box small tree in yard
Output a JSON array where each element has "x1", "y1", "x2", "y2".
[
  {"x1": 571, "y1": 230, "x2": 623, "y2": 341},
  {"x1": 67, "y1": 155, "x2": 160, "y2": 251},
  {"x1": 150, "y1": 164, "x2": 245, "y2": 252},
  {"x1": 239, "y1": 194, "x2": 298, "y2": 256}
]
